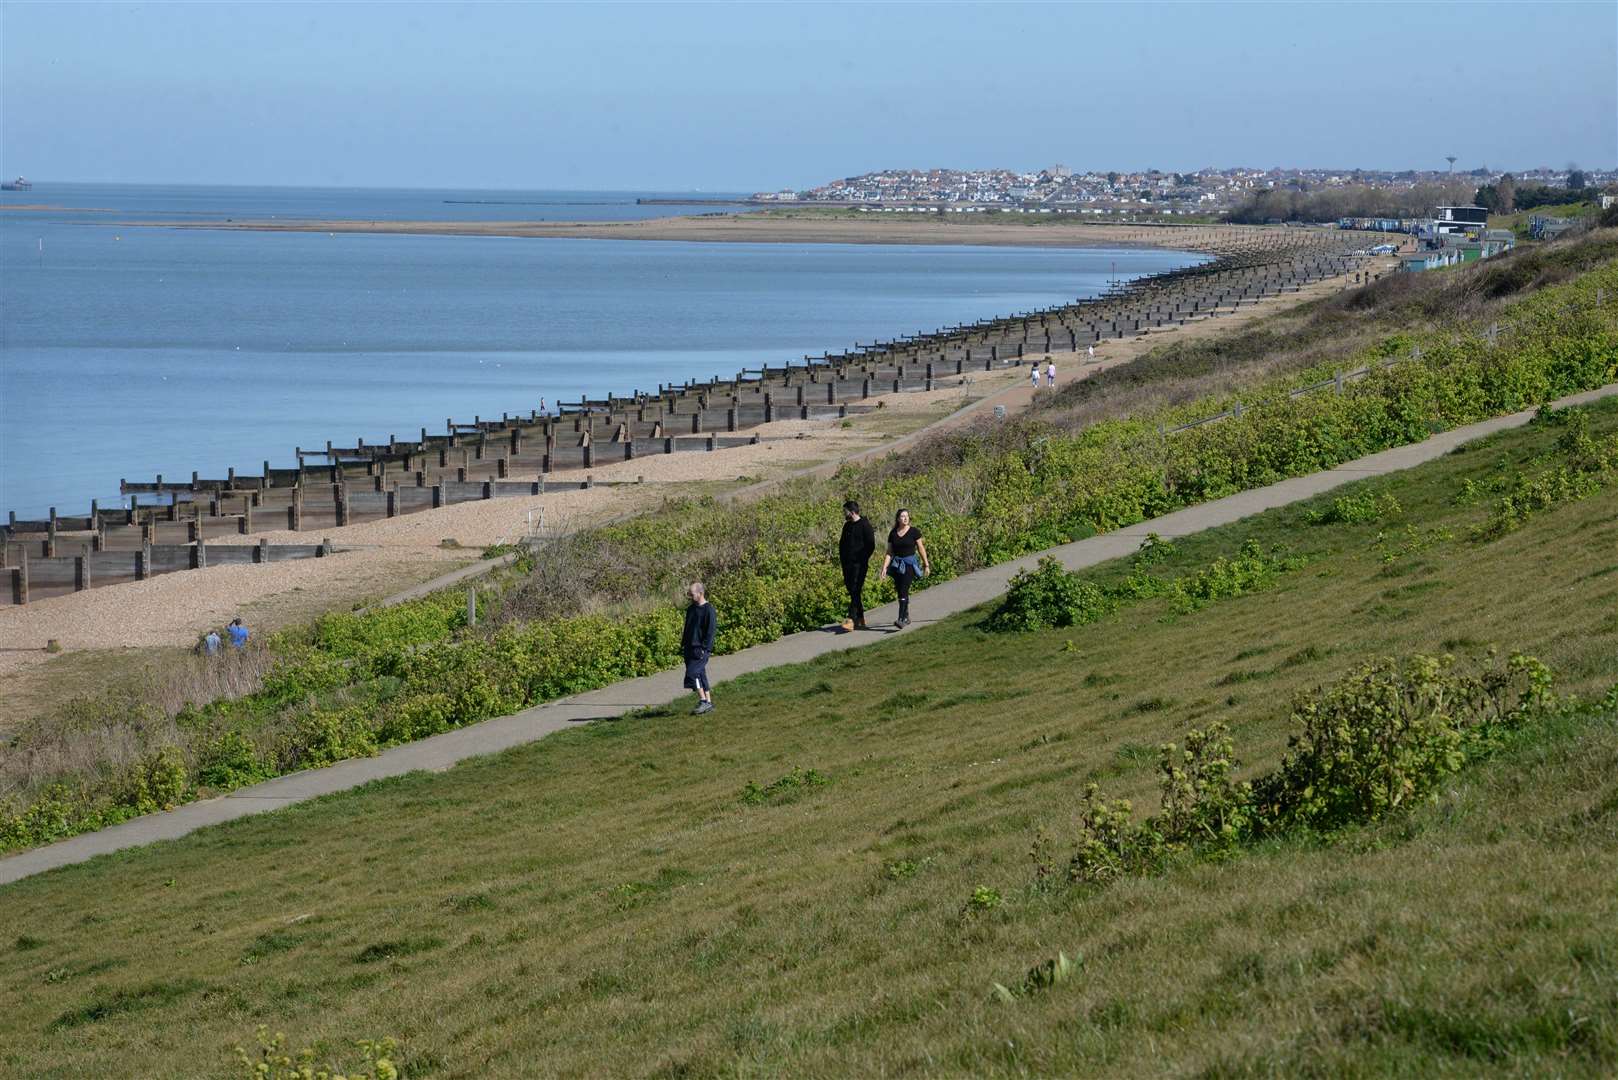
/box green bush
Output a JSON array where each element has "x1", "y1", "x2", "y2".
[
  {"x1": 1058, "y1": 653, "x2": 1558, "y2": 890},
  {"x1": 1165, "y1": 540, "x2": 1307, "y2": 612},
  {"x1": 233, "y1": 1026, "x2": 399, "y2": 1080},
  {"x1": 988, "y1": 539, "x2": 1305, "y2": 632},
  {"x1": 987, "y1": 557, "x2": 1116, "y2": 632},
  {"x1": 1303, "y1": 489, "x2": 1402, "y2": 526},
  {"x1": 195, "y1": 732, "x2": 272, "y2": 790},
  {"x1": 1257, "y1": 652, "x2": 1553, "y2": 832}
]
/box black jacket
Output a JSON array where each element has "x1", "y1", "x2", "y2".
[
  {"x1": 839, "y1": 517, "x2": 876, "y2": 567},
  {"x1": 682, "y1": 601, "x2": 716, "y2": 659}
]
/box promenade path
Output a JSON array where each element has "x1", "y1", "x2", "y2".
[{"x1": 3, "y1": 382, "x2": 1614, "y2": 887}]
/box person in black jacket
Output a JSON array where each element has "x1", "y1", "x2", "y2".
[
  {"x1": 838, "y1": 500, "x2": 876, "y2": 631},
  {"x1": 682, "y1": 581, "x2": 717, "y2": 715}
]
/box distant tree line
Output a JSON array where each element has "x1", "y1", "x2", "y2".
[
  {"x1": 1473, "y1": 172, "x2": 1601, "y2": 214},
  {"x1": 1225, "y1": 181, "x2": 1475, "y2": 224}
]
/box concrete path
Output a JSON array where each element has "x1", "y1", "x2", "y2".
[{"x1": 4, "y1": 383, "x2": 1613, "y2": 888}]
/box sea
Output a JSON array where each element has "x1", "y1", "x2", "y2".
[{"x1": 0, "y1": 184, "x2": 1207, "y2": 518}]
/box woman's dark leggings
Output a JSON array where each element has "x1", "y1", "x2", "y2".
[{"x1": 892, "y1": 566, "x2": 916, "y2": 620}]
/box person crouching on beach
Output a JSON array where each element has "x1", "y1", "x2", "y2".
[
  {"x1": 839, "y1": 499, "x2": 875, "y2": 631},
  {"x1": 879, "y1": 508, "x2": 930, "y2": 629},
  {"x1": 682, "y1": 581, "x2": 717, "y2": 715}
]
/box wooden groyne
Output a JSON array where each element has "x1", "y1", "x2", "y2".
[{"x1": 1, "y1": 227, "x2": 1381, "y2": 605}]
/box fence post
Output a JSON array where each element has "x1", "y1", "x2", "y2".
[
  {"x1": 11, "y1": 556, "x2": 26, "y2": 605},
  {"x1": 467, "y1": 585, "x2": 477, "y2": 628},
  {"x1": 136, "y1": 544, "x2": 150, "y2": 581},
  {"x1": 1334, "y1": 371, "x2": 1344, "y2": 394},
  {"x1": 256, "y1": 538, "x2": 269, "y2": 563}
]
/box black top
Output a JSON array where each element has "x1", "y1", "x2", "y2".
[
  {"x1": 888, "y1": 526, "x2": 922, "y2": 558},
  {"x1": 839, "y1": 517, "x2": 876, "y2": 566},
  {"x1": 682, "y1": 601, "x2": 716, "y2": 659}
]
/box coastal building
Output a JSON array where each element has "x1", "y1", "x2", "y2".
[
  {"x1": 1400, "y1": 248, "x2": 1463, "y2": 272},
  {"x1": 1433, "y1": 205, "x2": 1489, "y2": 235}
]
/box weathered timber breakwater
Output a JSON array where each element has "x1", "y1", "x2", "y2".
[{"x1": 0, "y1": 226, "x2": 1378, "y2": 605}]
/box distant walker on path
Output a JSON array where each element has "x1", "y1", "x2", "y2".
[
  {"x1": 879, "y1": 508, "x2": 930, "y2": 629},
  {"x1": 838, "y1": 500, "x2": 876, "y2": 631},
  {"x1": 682, "y1": 582, "x2": 717, "y2": 715}
]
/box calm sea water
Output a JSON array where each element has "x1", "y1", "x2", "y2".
[{"x1": 0, "y1": 185, "x2": 1205, "y2": 517}]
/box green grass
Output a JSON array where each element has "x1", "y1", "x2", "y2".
[{"x1": 1, "y1": 402, "x2": 1616, "y2": 1078}]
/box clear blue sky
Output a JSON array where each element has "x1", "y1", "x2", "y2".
[{"x1": 3, "y1": 1, "x2": 1613, "y2": 190}]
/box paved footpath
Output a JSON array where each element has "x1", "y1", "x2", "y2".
[{"x1": 4, "y1": 383, "x2": 1614, "y2": 887}]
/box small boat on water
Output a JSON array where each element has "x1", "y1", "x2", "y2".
[{"x1": 1, "y1": 176, "x2": 32, "y2": 190}]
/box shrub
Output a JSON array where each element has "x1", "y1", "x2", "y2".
[
  {"x1": 1053, "y1": 653, "x2": 1557, "y2": 891},
  {"x1": 1155, "y1": 722, "x2": 1252, "y2": 854},
  {"x1": 1302, "y1": 489, "x2": 1402, "y2": 525},
  {"x1": 233, "y1": 1026, "x2": 399, "y2": 1080},
  {"x1": 1166, "y1": 540, "x2": 1307, "y2": 612},
  {"x1": 1066, "y1": 785, "x2": 1164, "y2": 884},
  {"x1": 195, "y1": 731, "x2": 271, "y2": 791},
  {"x1": 987, "y1": 557, "x2": 1115, "y2": 632},
  {"x1": 1254, "y1": 652, "x2": 1553, "y2": 833}
]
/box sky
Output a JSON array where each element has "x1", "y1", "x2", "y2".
[{"x1": 2, "y1": 1, "x2": 1614, "y2": 191}]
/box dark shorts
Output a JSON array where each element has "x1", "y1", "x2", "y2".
[{"x1": 683, "y1": 656, "x2": 710, "y2": 692}]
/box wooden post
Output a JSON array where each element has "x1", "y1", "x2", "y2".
[
  {"x1": 136, "y1": 544, "x2": 150, "y2": 581},
  {"x1": 11, "y1": 556, "x2": 26, "y2": 605},
  {"x1": 432, "y1": 485, "x2": 444, "y2": 509},
  {"x1": 255, "y1": 538, "x2": 269, "y2": 563},
  {"x1": 466, "y1": 585, "x2": 477, "y2": 628},
  {"x1": 386, "y1": 490, "x2": 398, "y2": 518}
]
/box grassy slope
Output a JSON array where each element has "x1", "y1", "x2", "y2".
[{"x1": 2, "y1": 399, "x2": 1616, "y2": 1075}]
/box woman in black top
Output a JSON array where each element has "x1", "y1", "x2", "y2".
[{"x1": 879, "y1": 508, "x2": 930, "y2": 628}]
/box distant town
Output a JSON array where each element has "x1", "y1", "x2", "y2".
[{"x1": 754, "y1": 165, "x2": 1617, "y2": 216}]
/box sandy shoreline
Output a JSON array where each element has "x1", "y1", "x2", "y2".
[{"x1": 92, "y1": 213, "x2": 1298, "y2": 252}]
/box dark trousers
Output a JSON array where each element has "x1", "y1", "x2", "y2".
[
  {"x1": 842, "y1": 561, "x2": 868, "y2": 624},
  {"x1": 891, "y1": 565, "x2": 917, "y2": 620}
]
